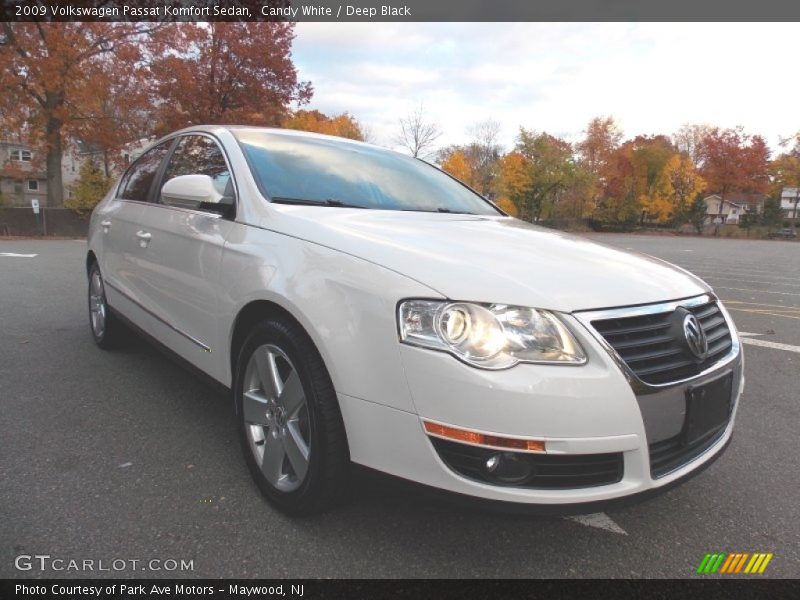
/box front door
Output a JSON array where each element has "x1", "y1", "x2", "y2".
[{"x1": 130, "y1": 134, "x2": 236, "y2": 379}]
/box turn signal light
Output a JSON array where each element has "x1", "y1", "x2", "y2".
[{"x1": 423, "y1": 420, "x2": 546, "y2": 453}]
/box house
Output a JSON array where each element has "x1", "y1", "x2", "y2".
[
  {"x1": 703, "y1": 192, "x2": 767, "y2": 225},
  {"x1": 0, "y1": 141, "x2": 48, "y2": 207},
  {"x1": 0, "y1": 137, "x2": 152, "y2": 207},
  {"x1": 780, "y1": 187, "x2": 799, "y2": 219}
]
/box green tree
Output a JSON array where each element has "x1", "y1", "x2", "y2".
[
  {"x1": 685, "y1": 195, "x2": 708, "y2": 234},
  {"x1": 66, "y1": 160, "x2": 112, "y2": 214},
  {"x1": 761, "y1": 197, "x2": 784, "y2": 228},
  {"x1": 511, "y1": 128, "x2": 576, "y2": 222}
]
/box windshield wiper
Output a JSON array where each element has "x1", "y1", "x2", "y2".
[
  {"x1": 400, "y1": 207, "x2": 477, "y2": 215},
  {"x1": 271, "y1": 197, "x2": 370, "y2": 209},
  {"x1": 436, "y1": 207, "x2": 476, "y2": 215}
]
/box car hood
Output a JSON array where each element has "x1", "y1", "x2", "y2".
[{"x1": 265, "y1": 207, "x2": 710, "y2": 312}]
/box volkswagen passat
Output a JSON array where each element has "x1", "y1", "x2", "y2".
[{"x1": 86, "y1": 126, "x2": 743, "y2": 515}]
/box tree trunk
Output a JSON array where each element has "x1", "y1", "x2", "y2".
[
  {"x1": 715, "y1": 192, "x2": 725, "y2": 237},
  {"x1": 44, "y1": 92, "x2": 65, "y2": 207},
  {"x1": 45, "y1": 125, "x2": 64, "y2": 207}
]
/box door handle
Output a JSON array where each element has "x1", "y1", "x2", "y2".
[
  {"x1": 100, "y1": 220, "x2": 111, "y2": 232},
  {"x1": 135, "y1": 230, "x2": 152, "y2": 247}
]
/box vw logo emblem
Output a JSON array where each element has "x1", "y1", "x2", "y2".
[{"x1": 683, "y1": 314, "x2": 708, "y2": 360}]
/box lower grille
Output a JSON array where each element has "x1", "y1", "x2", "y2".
[
  {"x1": 591, "y1": 299, "x2": 733, "y2": 385},
  {"x1": 648, "y1": 425, "x2": 727, "y2": 478},
  {"x1": 431, "y1": 437, "x2": 623, "y2": 489}
]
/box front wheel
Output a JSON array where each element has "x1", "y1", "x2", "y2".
[{"x1": 234, "y1": 318, "x2": 350, "y2": 515}]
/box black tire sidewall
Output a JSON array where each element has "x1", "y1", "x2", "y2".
[{"x1": 234, "y1": 319, "x2": 338, "y2": 513}]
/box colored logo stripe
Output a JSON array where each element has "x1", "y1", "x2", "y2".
[{"x1": 698, "y1": 552, "x2": 773, "y2": 574}]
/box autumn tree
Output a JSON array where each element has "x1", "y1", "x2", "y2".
[
  {"x1": 66, "y1": 159, "x2": 112, "y2": 214},
  {"x1": 698, "y1": 127, "x2": 770, "y2": 230},
  {"x1": 770, "y1": 132, "x2": 800, "y2": 230},
  {"x1": 150, "y1": 23, "x2": 312, "y2": 135},
  {"x1": 440, "y1": 149, "x2": 477, "y2": 189},
  {"x1": 283, "y1": 109, "x2": 367, "y2": 141},
  {"x1": 596, "y1": 143, "x2": 640, "y2": 230},
  {"x1": 662, "y1": 154, "x2": 705, "y2": 224},
  {"x1": 0, "y1": 23, "x2": 160, "y2": 206},
  {"x1": 497, "y1": 151, "x2": 530, "y2": 216},
  {"x1": 577, "y1": 117, "x2": 622, "y2": 177},
  {"x1": 71, "y1": 51, "x2": 155, "y2": 176},
  {"x1": 627, "y1": 135, "x2": 677, "y2": 223},
  {"x1": 673, "y1": 124, "x2": 712, "y2": 168},
  {"x1": 395, "y1": 102, "x2": 442, "y2": 159},
  {"x1": 576, "y1": 116, "x2": 623, "y2": 213}
]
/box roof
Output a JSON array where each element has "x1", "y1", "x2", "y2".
[
  {"x1": 0, "y1": 168, "x2": 46, "y2": 179},
  {"x1": 153, "y1": 125, "x2": 380, "y2": 151},
  {"x1": 704, "y1": 192, "x2": 767, "y2": 207}
]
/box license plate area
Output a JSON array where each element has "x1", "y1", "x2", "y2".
[{"x1": 683, "y1": 371, "x2": 733, "y2": 445}]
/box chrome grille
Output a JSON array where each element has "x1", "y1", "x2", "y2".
[{"x1": 591, "y1": 300, "x2": 733, "y2": 385}]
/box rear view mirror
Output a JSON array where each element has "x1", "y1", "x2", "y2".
[{"x1": 161, "y1": 174, "x2": 234, "y2": 215}]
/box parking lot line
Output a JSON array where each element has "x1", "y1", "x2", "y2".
[
  {"x1": 684, "y1": 267, "x2": 800, "y2": 282},
  {"x1": 724, "y1": 300, "x2": 800, "y2": 310},
  {"x1": 703, "y1": 276, "x2": 800, "y2": 288},
  {"x1": 727, "y1": 308, "x2": 800, "y2": 320},
  {"x1": 565, "y1": 513, "x2": 628, "y2": 535},
  {"x1": 740, "y1": 338, "x2": 800, "y2": 354},
  {"x1": 713, "y1": 287, "x2": 800, "y2": 297}
]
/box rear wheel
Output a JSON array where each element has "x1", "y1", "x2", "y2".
[
  {"x1": 88, "y1": 262, "x2": 127, "y2": 349},
  {"x1": 234, "y1": 318, "x2": 349, "y2": 515}
]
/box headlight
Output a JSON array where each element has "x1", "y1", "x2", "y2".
[{"x1": 398, "y1": 300, "x2": 587, "y2": 369}]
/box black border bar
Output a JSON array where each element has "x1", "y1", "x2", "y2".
[
  {"x1": 2, "y1": 579, "x2": 799, "y2": 600},
  {"x1": 2, "y1": 0, "x2": 800, "y2": 22}
]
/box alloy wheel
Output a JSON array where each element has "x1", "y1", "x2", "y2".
[{"x1": 242, "y1": 344, "x2": 311, "y2": 492}]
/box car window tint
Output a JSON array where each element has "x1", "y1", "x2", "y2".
[
  {"x1": 235, "y1": 131, "x2": 500, "y2": 216},
  {"x1": 161, "y1": 135, "x2": 232, "y2": 209},
  {"x1": 118, "y1": 142, "x2": 172, "y2": 203}
]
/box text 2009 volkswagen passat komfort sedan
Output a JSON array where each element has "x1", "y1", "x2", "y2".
[{"x1": 86, "y1": 126, "x2": 743, "y2": 515}]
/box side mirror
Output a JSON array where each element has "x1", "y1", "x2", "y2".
[{"x1": 161, "y1": 174, "x2": 234, "y2": 215}]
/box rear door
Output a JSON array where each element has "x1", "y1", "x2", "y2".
[
  {"x1": 128, "y1": 133, "x2": 237, "y2": 377},
  {"x1": 101, "y1": 141, "x2": 173, "y2": 319}
]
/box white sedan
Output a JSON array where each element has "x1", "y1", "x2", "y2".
[{"x1": 86, "y1": 126, "x2": 743, "y2": 515}]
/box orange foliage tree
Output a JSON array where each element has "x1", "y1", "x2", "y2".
[
  {"x1": 283, "y1": 110, "x2": 367, "y2": 141},
  {"x1": 150, "y1": 23, "x2": 312, "y2": 135},
  {"x1": 0, "y1": 23, "x2": 161, "y2": 206},
  {"x1": 698, "y1": 127, "x2": 770, "y2": 210},
  {"x1": 440, "y1": 150, "x2": 476, "y2": 189}
]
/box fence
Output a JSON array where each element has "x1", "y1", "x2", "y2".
[{"x1": 0, "y1": 207, "x2": 89, "y2": 237}]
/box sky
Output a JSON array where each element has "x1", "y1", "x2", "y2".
[{"x1": 292, "y1": 22, "x2": 798, "y2": 155}]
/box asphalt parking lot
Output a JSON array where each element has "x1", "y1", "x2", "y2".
[{"x1": 1, "y1": 234, "x2": 798, "y2": 579}]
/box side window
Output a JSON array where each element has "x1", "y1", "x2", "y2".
[
  {"x1": 161, "y1": 135, "x2": 232, "y2": 210},
  {"x1": 118, "y1": 141, "x2": 172, "y2": 203}
]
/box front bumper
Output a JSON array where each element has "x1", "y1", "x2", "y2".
[{"x1": 338, "y1": 297, "x2": 743, "y2": 507}]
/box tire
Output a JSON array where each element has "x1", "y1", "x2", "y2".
[
  {"x1": 234, "y1": 317, "x2": 350, "y2": 515},
  {"x1": 87, "y1": 262, "x2": 128, "y2": 349}
]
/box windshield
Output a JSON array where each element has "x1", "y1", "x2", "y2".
[{"x1": 234, "y1": 130, "x2": 501, "y2": 215}]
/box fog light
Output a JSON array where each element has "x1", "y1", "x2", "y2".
[
  {"x1": 485, "y1": 454, "x2": 501, "y2": 472},
  {"x1": 490, "y1": 452, "x2": 532, "y2": 484}
]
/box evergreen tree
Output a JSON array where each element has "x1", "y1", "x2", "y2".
[{"x1": 66, "y1": 160, "x2": 112, "y2": 214}]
